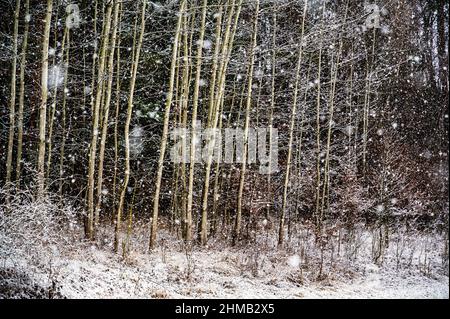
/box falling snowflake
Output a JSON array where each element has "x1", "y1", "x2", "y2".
[
  {"x1": 287, "y1": 255, "x2": 301, "y2": 268},
  {"x1": 48, "y1": 64, "x2": 64, "y2": 89},
  {"x1": 130, "y1": 126, "x2": 145, "y2": 155},
  {"x1": 376, "y1": 204, "x2": 385, "y2": 213}
]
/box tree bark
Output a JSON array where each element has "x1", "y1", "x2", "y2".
[
  {"x1": 16, "y1": 0, "x2": 29, "y2": 185},
  {"x1": 278, "y1": 0, "x2": 308, "y2": 246},
  {"x1": 96, "y1": 0, "x2": 121, "y2": 227},
  {"x1": 115, "y1": 0, "x2": 147, "y2": 252},
  {"x1": 186, "y1": 0, "x2": 208, "y2": 243},
  {"x1": 37, "y1": 0, "x2": 53, "y2": 195},
  {"x1": 233, "y1": 0, "x2": 259, "y2": 246},
  {"x1": 87, "y1": 2, "x2": 113, "y2": 239},
  {"x1": 149, "y1": 0, "x2": 186, "y2": 249},
  {"x1": 6, "y1": 0, "x2": 21, "y2": 196}
]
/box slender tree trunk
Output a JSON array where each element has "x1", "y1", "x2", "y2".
[
  {"x1": 347, "y1": 44, "x2": 355, "y2": 165},
  {"x1": 123, "y1": 180, "x2": 138, "y2": 258},
  {"x1": 211, "y1": 97, "x2": 225, "y2": 235},
  {"x1": 16, "y1": 0, "x2": 30, "y2": 185},
  {"x1": 319, "y1": 2, "x2": 348, "y2": 223},
  {"x1": 314, "y1": 5, "x2": 325, "y2": 230},
  {"x1": 179, "y1": 8, "x2": 195, "y2": 239},
  {"x1": 422, "y1": 12, "x2": 437, "y2": 90},
  {"x1": 6, "y1": 0, "x2": 21, "y2": 195},
  {"x1": 149, "y1": 0, "x2": 186, "y2": 250},
  {"x1": 89, "y1": 0, "x2": 99, "y2": 116},
  {"x1": 87, "y1": 3, "x2": 113, "y2": 239},
  {"x1": 37, "y1": 0, "x2": 53, "y2": 195},
  {"x1": 115, "y1": 0, "x2": 147, "y2": 252},
  {"x1": 211, "y1": 0, "x2": 243, "y2": 235},
  {"x1": 278, "y1": 0, "x2": 308, "y2": 246},
  {"x1": 199, "y1": 4, "x2": 224, "y2": 245},
  {"x1": 96, "y1": 0, "x2": 121, "y2": 227},
  {"x1": 233, "y1": 0, "x2": 259, "y2": 246},
  {"x1": 437, "y1": 1, "x2": 448, "y2": 94},
  {"x1": 186, "y1": 0, "x2": 208, "y2": 243},
  {"x1": 169, "y1": 20, "x2": 184, "y2": 233},
  {"x1": 112, "y1": 2, "x2": 123, "y2": 224},
  {"x1": 293, "y1": 59, "x2": 312, "y2": 227},
  {"x1": 46, "y1": 27, "x2": 68, "y2": 182},
  {"x1": 266, "y1": 9, "x2": 277, "y2": 220},
  {"x1": 200, "y1": 0, "x2": 241, "y2": 245},
  {"x1": 58, "y1": 29, "x2": 70, "y2": 196},
  {"x1": 362, "y1": 27, "x2": 376, "y2": 177}
]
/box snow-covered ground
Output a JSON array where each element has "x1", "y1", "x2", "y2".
[
  {"x1": 52, "y1": 247, "x2": 448, "y2": 299},
  {"x1": 1, "y1": 200, "x2": 448, "y2": 299},
  {"x1": 2, "y1": 236, "x2": 447, "y2": 299}
]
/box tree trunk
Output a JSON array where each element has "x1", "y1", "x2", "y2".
[
  {"x1": 16, "y1": 0, "x2": 30, "y2": 185},
  {"x1": 149, "y1": 0, "x2": 186, "y2": 250},
  {"x1": 278, "y1": 0, "x2": 308, "y2": 246},
  {"x1": 314, "y1": 5, "x2": 325, "y2": 230},
  {"x1": 58, "y1": 28, "x2": 70, "y2": 196},
  {"x1": 37, "y1": 0, "x2": 53, "y2": 195},
  {"x1": 319, "y1": 1, "x2": 349, "y2": 224},
  {"x1": 200, "y1": 0, "x2": 241, "y2": 245},
  {"x1": 96, "y1": 0, "x2": 121, "y2": 227},
  {"x1": 115, "y1": 0, "x2": 147, "y2": 252},
  {"x1": 6, "y1": 0, "x2": 21, "y2": 196},
  {"x1": 87, "y1": 3, "x2": 113, "y2": 239},
  {"x1": 437, "y1": 0, "x2": 448, "y2": 93},
  {"x1": 186, "y1": 0, "x2": 208, "y2": 243},
  {"x1": 233, "y1": 0, "x2": 259, "y2": 246}
]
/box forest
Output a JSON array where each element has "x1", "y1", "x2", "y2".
[{"x1": 0, "y1": 0, "x2": 448, "y2": 299}]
